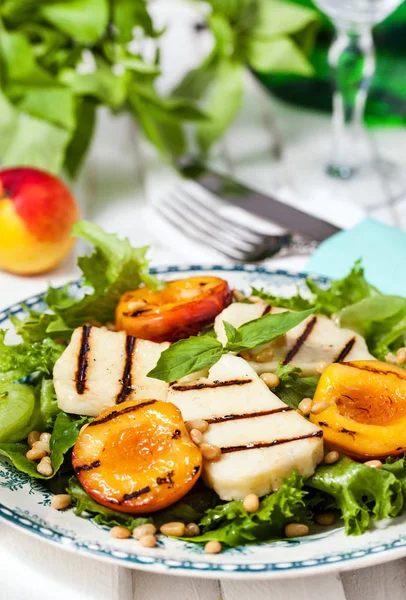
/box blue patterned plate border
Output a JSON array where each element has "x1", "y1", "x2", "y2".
[{"x1": 1, "y1": 264, "x2": 406, "y2": 580}]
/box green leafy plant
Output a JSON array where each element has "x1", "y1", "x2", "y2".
[
  {"x1": 176, "y1": 0, "x2": 319, "y2": 151},
  {"x1": 0, "y1": 0, "x2": 319, "y2": 175},
  {"x1": 0, "y1": 0, "x2": 206, "y2": 175}
]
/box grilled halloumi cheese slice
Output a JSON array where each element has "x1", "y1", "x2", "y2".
[
  {"x1": 214, "y1": 302, "x2": 375, "y2": 376},
  {"x1": 53, "y1": 326, "x2": 169, "y2": 416},
  {"x1": 168, "y1": 354, "x2": 323, "y2": 501}
]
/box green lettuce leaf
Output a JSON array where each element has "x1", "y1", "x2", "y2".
[
  {"x1": 152, "y1": 485, "x2": 220, "y2": 529},
  {"x1": 50, "y1": 412, "x2": 89, "y2": 473},
  {"x1": 307, "y1": 457, "x2": 403, "y2": 535},
  {"x1": 338, "y1": 295, "x2": 406, "y2": 360},
  {"x1": 0, "y1": 442, "x2": 50, "y2": 478},
  {"x1": 274, "y1": 364, "x2": 319, "y2": 409},
  {"x1": 184, "y1": 471, "x2": 310, "y2": 547},
  {"x1": 67, "y1": 476, "x2": 150, "y2": 530},
  {"x1": 306, "y1": 261, "x2": 377, "y2": 317},
  {"x1": 0, "y1": 330, "x2": 64, "y2": 382},
  {"x1": 251, "y1": 287, "x2": 313, "y2": 311},
  {"x1": 45, "y1": 220, "x2": 163, "y2": 328}
]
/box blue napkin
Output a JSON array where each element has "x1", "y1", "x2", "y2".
[{"x1": 306, "y1": 218, "x2": 406, "y2": 296}]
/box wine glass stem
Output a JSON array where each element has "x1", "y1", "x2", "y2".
[{"x1": 327, "y1": 25, "x2": 375, "y2": 179}]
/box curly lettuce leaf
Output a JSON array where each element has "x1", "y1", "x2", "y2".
[
  {"x1": 307, "y1": 457, "x2": 403, "y2": 535},
  {"x1": 0, "y1": 330, "x2": 64, "y2": 383},
  {"x1": 251, "y1": 287, "x2": 313, "y2": 311},
  {"x1": 185, "y1": 471, "x2": 310, "y2": 547},
  {"x1": 274, "y1": 364, "x2": 319, "y2": 409},
  {"x1": 152, "y1": 485, "x2": 220, "y2": 529},
  {"x1": 0, "y1": 442, "x2": 50, "y2": 478},
  {"x1": 10, "y1": 307, "x2": 71, "y2": 343},
  {"x1": 306, "y1": 261, "x2": 377, "y2": 316},
  {"x1": 67, "y1": 476, "x2": 150, "y2": 529}
]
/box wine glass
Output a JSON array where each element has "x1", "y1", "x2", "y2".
[{"x1": 312, "y1": 0, "x2": 404, "y2": 181}]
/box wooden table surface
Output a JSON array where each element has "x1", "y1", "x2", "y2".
[{"x1": 2, "y1": 2, "x2": 406, "y2": 597}]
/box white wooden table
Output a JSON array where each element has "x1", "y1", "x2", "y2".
[{"x1": 2, "y1": 2, "x2": 406, "y2": 598}]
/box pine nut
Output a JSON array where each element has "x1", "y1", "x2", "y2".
[
  {"x1": 285, "y1": 523, "x2": 309, "y2": 538},
  {"x1": 51, "y1": 494, "x2": 71, "y2": 510},
  {"x1": 232, "y1": 289, "x2": 246, "y2": 302},
  {"x1": 184, "y1": 523, "x2": 200, "y2": 537},
  {"x1": 128, "y1": 299, "x2": 147, "y2": 312},
  {"x1": 37, "y1": 458, "x2": 53, "y2": 476},
  {"x1": 364, "y1": 459, "x2": 382, "y2": 469},
  {"x1": 324, "y1": 450, "x2": 339, "y2": 464},
  {"x1": 26, "y1": 447, "x2": 47, "y2": 461},
  {"x1": 79, "y1": 423, "x2": 89, "y2": 435},
  {"x1": 27, "y1": 431, "x2": 40, "y2": 447},
  {"x1": 106, "y1": 322, "x2": 117, "y2": 331},
  {"x1": 239, "y1": 350, "x2": 253, "y2": 361},
  {"x1": 317, "y1": 361, "x2": 329, "y2": 374},
  {"x1": 311, "y1": 400, "x2": 331, "y2": 415},
  {"x1": 385, "y1": 352, "x2": 397, "y2": 364},
  {"x1": 185, "y1": 419, "x2": 208, "y2": 433},
  {"x1": 132, "y1": 523, "x2": 157, "y2": 539},
  {"x1": 160, "y1": 522, "x2": 186, "y2": 537},
  {"x1": 110, "y1": 526, "x2": 131, "y2": 539},
  {"x1": 139, "y1": 534, "x2": 156, "y2": 548},
  {"x1": 260, "y1": 373, "x2": 280, "y2": 388},
  {"x1": 40, "y1": 432, "x2": 51, "y2": 443},
  {"x1": 272, "y1": 334, "x2": 287, "y2": 349},
  {"x1": 41, "y1": 456, "x2": 52, "y2": 464},
  {"x1": 396, "y1": 348, "x2": 406, "y2": 366},
  {"x1": 315, "y1": 512, "x2": 336, "y2": 526},
  {"x1": 255, "y1": 348, "x2": 275, "y2": 363},
  {"x1": 249, "y1": 295, "x2": 267, "y2": 305},
  {"x1": 243, "y1": 493, "x2": 260, "y2": 513},
  {"x1": 190, "y1": 429, "x2": 203, "y2": 445},
  {"x1": 200, "y1": 443, "x2": 221, "y2": 462},
  {"x1": 32, "y1": 440, "x2": 50, "y2": 454},
  {"x1": 298, "y1": 398, "x2": 312, "y2": 416},
  {"x1": 204, "y1": 540, "x2": 222, "y2": 554}
]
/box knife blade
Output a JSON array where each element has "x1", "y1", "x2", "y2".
[{"x1": 177, "y1": 158, "x2": 341, "y2": 242}]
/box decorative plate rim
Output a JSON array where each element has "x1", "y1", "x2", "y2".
[{"x1": 2, "y1": 263, "x2": 406, "y2": 580}]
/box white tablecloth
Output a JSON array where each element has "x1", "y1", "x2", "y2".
[{"x1": 2, "y1": 2, "x2": 406, "y2": 597}]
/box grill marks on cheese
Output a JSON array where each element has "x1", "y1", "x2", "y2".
[
  {"x1": 214, "y1": 303, "x2": 375, "y2": 376},
  {"x1": 53, "y1": 327, "x2": 169, "y2": 416},
  {"x1": 168, "y1": 354, "x2": 324, "y2": 500}
]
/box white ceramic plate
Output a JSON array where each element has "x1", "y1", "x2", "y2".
[{"x1": 1, "y1": 264, "x2": 406, "y2": 580}]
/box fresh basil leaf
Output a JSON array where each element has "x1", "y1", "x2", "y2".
[
  {"x1": 0, "y1": 30, "x2": 53, "y2": 84},
  {"x1": 197, "y1": 59, "x2": 245, "y2": 152},
  {"x1": 68, "y1": 476, "x2": 151, "y2": 529},
  {"x1": 0, "y1": 91, "x2": 18, "y2": 156},
  {"x1": 148, "y1": 337, "x2": 224, "y2": 383},
  {"x1": 41, "y1": 0, "x2": 109, "y2": 45},
  {"x1": 224, "y1": 308, "x2": 314, "y2": 353},
  {"x1": 59, "y1": 63, "x2": 127, "y2": 109},
  {"x1": 185, "y1": 471, "x2": 310, "y2": 547},
  {"x1": 50, "y1": 412, "x2": 88, "y2": 473},
  {"x1": 112, "y1": 0, "x2": 158, "y2": 42},
  {"x1": 308, "y1": 457, "x2": 403, "y2": 535},
  {"x1": 247, "y1": 37, "x2": 313, "y2": 76}
]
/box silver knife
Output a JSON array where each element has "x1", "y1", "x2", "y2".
[{"x1": 177, "y1": 158, "x2": 340, "y2": 242}]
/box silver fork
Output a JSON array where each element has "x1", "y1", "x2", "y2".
[{"x1": 155, "y1": 182, "x2": 318, "y2": 262}]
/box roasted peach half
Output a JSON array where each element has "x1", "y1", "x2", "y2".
[
  {"x1": 72, "y1": 399, "x2": 202, "y2": 514},
  {"x1": 115, "y1": 276, "x2": 232, "y2": 342},
  {"x1": 310, "y1": 360, "x2": 406, "y2": 460}
]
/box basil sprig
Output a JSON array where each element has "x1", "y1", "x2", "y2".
[{"x1": 148, "y1": 308, "x2": 313, "y2": 383}]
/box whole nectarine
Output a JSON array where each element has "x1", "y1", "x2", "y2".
[{"x1": 0, "y1": 168, "x2": 79, "y2": 275}]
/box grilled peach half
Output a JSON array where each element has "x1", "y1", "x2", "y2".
[
  {"x1": 310, "y1": 360, "x2": 406, "y2": 460},
  {"x1": 115, "y1": 276, "x2": 232, "y2": 342},
  {"x1": 72, "y1": 399, "x2": 202, "y2": 513}
]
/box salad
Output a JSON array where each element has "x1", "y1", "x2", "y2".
[{"x1": 2, "y1": 220, "x2": 406, "y2": 554}]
